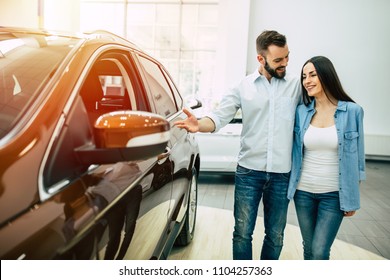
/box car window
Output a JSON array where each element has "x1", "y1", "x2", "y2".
[
  {"x1": 161, "y1": 67, "x2": 183, "y2": 109},
  {"x1": 43, "y1": 51, "x2": 148, "y2": 192},
  {"x1": 0, "y1": 35, "x2": 81, "y2": 139},
  {"x1": 80, "y1": 52, "x2": 149, "y2": 125},
  {"x1": 42, "y1": 96, "x2": 93, "y2": 190},
  {"x1": 80, "y1": 59, "x2": 128, "y2": 125},
  {"x1": 136, "y1": 55, "x2": 177, "y2": 117}
]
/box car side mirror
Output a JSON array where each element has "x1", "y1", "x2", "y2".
[
  {"x1": 75, "y1": 111, "x2": 170, "y2": 164},
  {"x1": 185, "y1": 98, "x2": 202, "y2": 110}
]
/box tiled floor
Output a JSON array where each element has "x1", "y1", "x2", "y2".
[{"x1": 175, "y1": 160, "x2": 390, "y2": 260}]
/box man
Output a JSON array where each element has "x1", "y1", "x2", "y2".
[{"x1": 175, "y1": 30, "x2": 301, "y2": 260}]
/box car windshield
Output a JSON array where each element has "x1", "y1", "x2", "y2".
[{"x1": 0, "y1": 31, "x2": 82, "y2": 139}]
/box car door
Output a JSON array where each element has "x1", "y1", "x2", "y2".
[
  {"x1": 133, "y1": 53, "x2": 197, "y2": 248},
  {"x1": 41, "y1": 49, "x2": 173, "y2": 259}
]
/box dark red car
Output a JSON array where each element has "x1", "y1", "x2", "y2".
[{"x1": 0, "y1": 27, "x2": 200, "y2": 259}]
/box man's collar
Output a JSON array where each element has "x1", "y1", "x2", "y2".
[{"x1": 251, "y1": 68, "x2": 287, "y2": 83}]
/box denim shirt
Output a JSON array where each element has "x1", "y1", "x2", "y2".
[{"x1": 287, "y1": 100, "x2": 366, "y2": 211}]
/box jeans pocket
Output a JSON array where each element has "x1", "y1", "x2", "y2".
[
  {"x1": 280, "y1": 172, "x2": 291, "y2": 181},
  {"x1": 236, "y1": 165, "x2": 252, "y2": 176}
]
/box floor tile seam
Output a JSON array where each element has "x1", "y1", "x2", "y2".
[
  {"x1": 351, "y1": 219, "x2": 390, "y2": 237},
  {"x1": 334, "y1": 235, "x2": 385, "y2": 258},
  {"x1": 366, "y1": 236, "x2": 390, "y2": 259}
]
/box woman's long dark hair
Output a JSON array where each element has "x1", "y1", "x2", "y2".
[{"x1": 301, "y1": 56, "x2": 355, "y2": 106}]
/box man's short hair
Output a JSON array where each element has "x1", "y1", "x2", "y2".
[{"x1": 256, "y1": 30, "x2": 287, "y2": 55}]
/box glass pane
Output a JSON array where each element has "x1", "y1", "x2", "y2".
[
  {"x1": 196, "y1": 26, "x2": 218, "y2": 49},
  {"x1": 80, "y1": 3, "x2": 125, "y2": 35},
  {"x1": 0, "y1": 34, "x2": 80, "y2": 139},
  {"x1": 127, "y1": 4, "x2": 155, "y2": 23},
  {"x1": 125, "y1": 0, "x2": 180, "y2": 3},
  {"x1": 181, "y1": 50, "x2": 194, "y2": 60},
  {"x1": 182, "y1": 4, "x2": 198, "y2": 24},
  {"x1": 122, "y1": 1, "x2": 218, "y2": 104},
  {"x1": 161, "y1": 60, "x2": 179, "y2": 84},
  {"x1": 155, "y1": 26, "x2": 180, "y2": 49},
  {"x1": 82, "y1": 0, "x2": 125, "y2": 3},
  {"x1": 99, "y1": 76, "x2": 125, "y2": 97},
  {"x1": 195, "y1": 58, "x2": 215, "y2": 94},
  {"x1": 163, "y1": 67, "x2": 183, "y2": 109},
  {"x1": 196, "y1": 50, "x2": 215, "y2": 61},
  {"x1": 156, "y1": 4, "x2": 180, "y2": 24},
  {"x1": 179, "y1": 61, "x2": 195, "y2": 96},
  {"x1": 198, "y1": 5, "x2": 218, "y2": 25},
  {"x1": 181, "y1": 25, "x2": 196, "y2": 49},
  {"x1": 155, "y1": 50, "x2": 179, "y2": 60},
  {"x1": 138, "y1": 55, "x2": 177, "y2": 116},
  {"x1": 127, "y1": 25, "x2": 154, "y2": 48}
]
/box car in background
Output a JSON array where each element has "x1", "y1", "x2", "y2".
[
  {"x1": 0, "y1": 27, "x2": 200, "y2": 260},
  {"x1": 196, "y1": 110, "x2": 242, "y2": 173}
]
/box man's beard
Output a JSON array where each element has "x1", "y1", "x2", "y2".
[{"x1": 264, "y1": 60, "x2": 286, "y2": 79}]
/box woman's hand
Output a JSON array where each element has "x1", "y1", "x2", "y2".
[{"x1": 343, "y1": 211, "x2": 356, "y2": 217}]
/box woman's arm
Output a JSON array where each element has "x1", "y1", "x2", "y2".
[{"x1": 357, "y1": 106, "x2": 366, "y2": 181}]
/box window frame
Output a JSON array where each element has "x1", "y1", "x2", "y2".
[
  {"x1": 132, "y1": 52, "x2": 180, "y2": 118},
  {"x1": 39, "y1": 47, "x2": 151, "y2": 200}
]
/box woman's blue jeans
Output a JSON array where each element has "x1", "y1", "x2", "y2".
[
  {"x1": 294, "y1": 190, "x2": 344, "y2": 260},
  {"x1": 233, "y1": 165, "x2": 290, "y2": 260}
]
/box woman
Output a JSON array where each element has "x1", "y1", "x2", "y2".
[{"x1": 287, "y1": 56, "x2": 366, "y2": 260}]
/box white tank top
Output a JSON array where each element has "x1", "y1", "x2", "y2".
[{"x1": 297, "y1": 124, "x2": 339, "y2": 193}]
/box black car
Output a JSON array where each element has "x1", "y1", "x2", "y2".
[{"x1": 0, "y1": 27, "x2": 200, "y2": 260}]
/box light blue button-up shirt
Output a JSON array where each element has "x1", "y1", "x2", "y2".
[
  {"x1": 207, "y1": 69, "x2": 301, "y2": 173},
  {"x1": 287, "y1": 100, "x2": 366, "y2": 211}
]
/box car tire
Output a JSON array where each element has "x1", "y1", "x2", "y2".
[{"x1": 175, "y1": 167, "x2": 198, "y2": 246}]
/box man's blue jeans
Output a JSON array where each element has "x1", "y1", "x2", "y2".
[
  {"x1": 294, "y1": 190, "x2": 344, "y2": 260},
  {"x1": 233, "y1": 165, "x2": 290, "y2": 260}
]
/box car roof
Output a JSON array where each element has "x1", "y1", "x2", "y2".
[
  {"x1": 0, "y1": 26, "x2": 142, "y2": 51},
  {"x1": 0, "y1": 26, "x2": 149, "y2": 143}
]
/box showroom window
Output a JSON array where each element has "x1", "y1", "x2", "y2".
[{"x1": 80, "y1": 0, "x2": 218, "y2": 100}]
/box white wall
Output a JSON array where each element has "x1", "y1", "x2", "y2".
[
  {"x1": 246, "y1": 0, "x2": 390, "y2": 156},
  {"x1": 213, "y1": 0, "x2": 251, "y2": 96}
]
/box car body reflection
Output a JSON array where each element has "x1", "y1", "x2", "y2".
[{"x1": 0, "y1": 27, "x2": 200, "y2": 260}]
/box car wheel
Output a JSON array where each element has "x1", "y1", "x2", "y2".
[{"x1": 175, "y1": 167, "x2": 198, "y2": 246}]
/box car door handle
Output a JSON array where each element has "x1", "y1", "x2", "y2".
[{"x1": 157, "y1": 147, "x2": 171, "y2": 164}]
